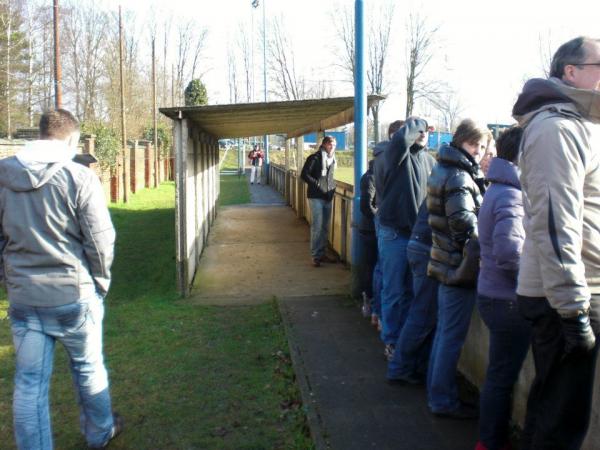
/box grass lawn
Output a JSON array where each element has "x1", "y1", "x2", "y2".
[
  {"x1": 334, "y1": 167, "x2": 354, "y2": 185},
  {"x1": 219, "y1": 173, "x2": 251, "y2": 206},
  {"x1": 0, "y1": 182, "x2": 311, "y2": 449}
]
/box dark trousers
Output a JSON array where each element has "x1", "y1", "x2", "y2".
[
  {"x1": 518, "y1": 295, "x2": 600, "y2": 450},
  {"x1": 478, "y1": 295, "x2": 531, "y2": 450},
  {"x1": 359, "y1": 230, "x2": 378, "y2": 298}
]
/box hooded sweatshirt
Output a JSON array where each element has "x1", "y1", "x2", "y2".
[
  {"x1": 0, "y1": 140, "x2": 115, "y2": 307},
  {"x1": 512, "y1": 77, "x2": 600, "y2": 317},
  {"x1": 376, "y1": 119, "x2": 435, "y2": 235}
]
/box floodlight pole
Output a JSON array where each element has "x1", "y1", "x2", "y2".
[
  {"x1": 53, "y1": 0, "x2": 62, "y2": 109},
  {"x1": 351, "y1": 0, "x2": 367, "y2": 297},
  {"x1": 262, "y1": 0, "x2": 269, "y2": 183}
]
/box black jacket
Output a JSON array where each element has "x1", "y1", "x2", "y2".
[
  {"x1": 301, "y1": 149, "x2": 336, "y2": 201},
  {"x1": 359, "y1": 160, "x2": 377, "y2": 233},
  {"x1": 377, "y1": 119, "x2": 435, "y2": 236},
  {"x1": 426, "y1": 144, "x2": 485, "y2": 287},
  {"x1": 372, "y1": 140, "x2": 389, "y2": 205}
]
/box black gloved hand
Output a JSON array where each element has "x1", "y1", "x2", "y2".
[{"x1": 561, "y1": 312, "x2": 596, "y2": 355}]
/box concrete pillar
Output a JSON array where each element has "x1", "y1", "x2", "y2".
[
  {"x1": 285, "y1": 138, "x2": 291, "y2": 204},
  {"x1": 130, "y1": 140, "x2": 138, "y2": 194},
  {"x1": 83, "y1": 135, "x2": 96, "y2": 156},
  {"x1": 174, "y1": 118, "x2": 190, "y2": 296},
  {"x1": 296, "y1": 136, "x2": 304, "y2": 218}
]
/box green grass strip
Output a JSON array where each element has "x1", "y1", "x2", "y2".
[{"x1": 219, "y1": 174, "x2": 251, "y2": 206}]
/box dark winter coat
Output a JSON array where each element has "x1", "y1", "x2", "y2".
[
  {"x1": 359, "y1": 160, "x2": 377, "y2": 233},
  {"x1": 477, "y1": 157, "x2": 524, "y2": 301},
  {"x1": 427, "y1": 143, "x2": 485, "y2": 287},
  {"x1": 301, "y1": 150, "x2": 336, "y2": 201},
  {"x1": 372, "y1": 140, "x2": 389, "y2": 206},
  {"x1": 376, "y1": 119, "x2": 435, "y2": 236}
]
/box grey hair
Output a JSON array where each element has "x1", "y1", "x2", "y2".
[{"x1": 550, "y1": 36, "x2": 600, "y2": 78}]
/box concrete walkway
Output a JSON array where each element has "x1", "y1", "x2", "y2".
[{"x1": 188, "y1": 180, "x2": 478, "y2": 449}]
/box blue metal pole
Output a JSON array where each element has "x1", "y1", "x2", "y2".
[
  {"x1": 262, "y1": 0, "x2": 269, "y2": 183},
  {"x1": 352, "y1": 0, "x2": 367, "y2": 267}
]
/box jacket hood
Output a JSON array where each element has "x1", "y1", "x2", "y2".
[
  {"x1": 437, "y1": 143, "x2": 480, "y2": 174},
  {"x1": 513, "y1": 77, "x2": 600, "y2": 125},
  {"x1": 485, "y1": 157, "x2": 520, "y2": 189},
  {"x1": 372, "y1": 140, "x2": 389, "y2": 157},
  {"x1": 0, "y1": 140, "x2": 76, "y2": 192}
]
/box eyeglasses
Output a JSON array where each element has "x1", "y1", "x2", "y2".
[{"x1": 568, "y1": 62, "x2": 600, "y2": 67}]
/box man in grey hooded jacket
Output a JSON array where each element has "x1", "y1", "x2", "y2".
[
  {"x1": 0, "y1": 109, "x2": 122, "y2": 449},
  {"x1": 513, "y1": 36, "x2": 600, "y2": 449}
]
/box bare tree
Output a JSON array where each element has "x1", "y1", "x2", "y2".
[
  {"x1": 367, "y1": 1, "x2": 393, "y2": 142},
  {"x1": 538, "y1": 31, "x2": 555, "y2": 78},
  {"x1": 0, "y1": 0, "x2": 28, "y2": 137},
  {"x1": 237, "y1": 23, "x2": 253, "y2": 102},
  {"x1": 429, "y1": 91, "x2": 463, "y2": 132},
  {"x1": 174, "y1": 20, "x2": 207, "y2": 104},
  {"x1": 405, "y1": 12, "x2": 443, "y2": 118},
  {"x1": 226, "y1": 42, "x2": 239, "y2": 103},
  {"x1": 334, "y1": 1, "x2": 394, "y2": 141},
  {"x1": 267, "y1": 15, "x2": 306, "y2": 100},
  {"x1": 335, "y1": 5, "x2": 354, "y2": 82}
]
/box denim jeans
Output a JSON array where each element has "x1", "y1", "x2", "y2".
[
  {"x1": 388, "y1": 240, "x2": 438, "y2": 379},
  {"x1": 377, "y1": 224, "x2": 413, "y2": 345},
  {"x1": 359, "y1": 230, "x2": 378, "y2": 298},
  {"x1": 308, "y1": 198, "x2": 332, "y2": 259},
  {"x1": 9, "y1": 295, "x2": 114, "y2": 449},
  {"x1": 427, "y1": 283, "x2": 476, "y2": 413},
  {"x1": 478, "y1": 294, "x2": 531, "y2": 450},
  {"x1": 372, "y1": 262, "x2": 382, "y2": 319},
  {"x1": 518, "y1": 295, "x2": 600, "y2": 450}
]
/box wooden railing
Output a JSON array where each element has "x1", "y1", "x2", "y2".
[{"x1": 269, "y1": 163, "x2": 354, "y2": 264}]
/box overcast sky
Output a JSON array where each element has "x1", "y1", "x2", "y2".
[{"x1": 105, "y1": 0, "x2": 598, "y2": 128}]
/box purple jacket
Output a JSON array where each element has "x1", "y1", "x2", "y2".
[{"x1": 477, "y1": 157, "x2": 525, "y2": 301}]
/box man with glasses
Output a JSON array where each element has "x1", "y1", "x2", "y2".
[{"x1": 512, "y1": 36, "x2": 600, "y2": 449}]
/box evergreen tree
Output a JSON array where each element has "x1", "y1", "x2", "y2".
[{"x1": 184, "y1": 79, "x2": 208, "y2": 106}]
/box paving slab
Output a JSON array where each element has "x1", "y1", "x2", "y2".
[
  {"x1": 247, "y1": 169, "x2": 286, "y2": 205},
  {"x1": 279, "y1": 295, "x2": 479, "y2": 450},
  {"x1": 188, "y1": 205, "x2": 350, "y2": 305}
]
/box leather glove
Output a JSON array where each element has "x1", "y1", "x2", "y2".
[{"x1": 561, "y1": 312, "x2": 596, "y2": 355}]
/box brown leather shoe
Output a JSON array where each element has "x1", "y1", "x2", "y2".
[{"x1": 312, "y1": 258, "x2": 321, "y2": 267}]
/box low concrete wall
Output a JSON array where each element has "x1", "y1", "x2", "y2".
[{"x1": 268, "y1": 162, "x2": 600, "y2": 449}]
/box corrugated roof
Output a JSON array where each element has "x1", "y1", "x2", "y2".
[{"x1": 159, "y1": 95, "x2": 384, "y2": 139}]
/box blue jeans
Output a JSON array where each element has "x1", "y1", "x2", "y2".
[
  {"x1": 377, "y1": 224, "x2": 413, "y2": 345},
  {"x1": 478, "y1": 294, "x2": 531, "y2": 450},
  {"x1": 9, "y1": 295, "x2": 114, "y2": 449},
  {"x1": 358, "y1": 230, "x2": 377, "y2": 298},
  {"x1": 388, "y1": 240, "x2": 438, "y2": 379},
  {"x1": 372, "y1": 262, "x2": 382, "y2": 319},
  {"x1": 427, "y1": 284, "x2": 476, "y2": 413},
  {"x1": 308, "y1": 198, "x2": 332, "y2": 259}
]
